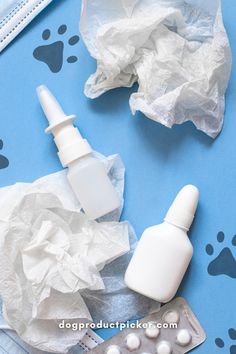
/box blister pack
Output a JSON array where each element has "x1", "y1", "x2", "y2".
[{"x1": 88, "y1": 297, "x2": 206, "y2": 354}]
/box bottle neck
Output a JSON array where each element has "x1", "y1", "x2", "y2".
[
  {"x1": 164, "y1": 206, "x2": 194, "y2": 232},
  {"x1": 67, "y1": 152, "x2": 93, "y2": 168},
  {"x1": 163, "y1": 218, "x2": 189, "y2": 232},
  {"x1": 52, "y1": 122, "x2": 92, "y2": 168}
]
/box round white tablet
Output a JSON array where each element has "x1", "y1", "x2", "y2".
[
  {"x1": 106, "y1": 345, "x2": 121, "y2": 354},
  {"x1": 156, "y1": 341, "x2": 172, "y2": 354},
  {"x1": 145, "y1": 322, "x2": 160, "y2": 339},
  {"x1": 163, "y1": 310, "x2": 180, "y2": 324},
  {"x1": 176, "y1": 329, "x2": 192, "y2": 346},
  {"x1": 126, "y1": 333, "x2": 141, "y2": 351}
]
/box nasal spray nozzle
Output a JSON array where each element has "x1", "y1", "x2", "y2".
[
  {"x1": 37, "y1": 85, "x2": 91, "y2": 167},
  {"x1": 37, "y1": 85, "x2": 75, "y2": 133},
  {"x1": 164, "y1": 184, "x2": 199, "y2": 231},
  {"x1": 37, "y1": 85, "x2": 120, "y2": 220}
]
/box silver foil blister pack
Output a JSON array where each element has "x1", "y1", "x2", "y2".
[{"x1": 88, "y1": 297, "x2": 206, "y2": 354}]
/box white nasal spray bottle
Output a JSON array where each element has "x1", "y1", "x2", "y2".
[
  {"x1": 37, "y1": 85, "x2": 120, "y2": 220},
  {"x1": 125, "y1": 185, "x2": 199, "y2": 303}
]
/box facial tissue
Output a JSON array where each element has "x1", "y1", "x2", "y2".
[
  {"x1": 80, "y1": 0, "x2": 232, "y2": 138},
  {"x1": 0, "y1": 154, "x2": 159, "y2": 353}
]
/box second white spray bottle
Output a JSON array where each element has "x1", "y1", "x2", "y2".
[
  {"x1": 125, "y1": 185, "x2": 199, "y2": 303},
  {"x1": 37, "y1": 85, "x2": 120, "y2": 220}
]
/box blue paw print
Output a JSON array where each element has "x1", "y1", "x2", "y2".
[
  {"x1": 0, "y1": 140, "x2": 9, "y2": 170},
  {"x1": 206, "y1": 231, "x2": 236, "y2": 278},
  {"x1": 33, "y1": 24, "x2": 79, "y2": 73},
  {"x1": 215, "y1": 328, "x2": 236, "y2": 354}
]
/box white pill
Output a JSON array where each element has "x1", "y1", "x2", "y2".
[
  {"x1": 126, "y1": 333, "x2": 141, "y2": 351},
  {"x1": 156, "y1": 341, "x2": 172, "y2": 354},
  {"x1": 163, "y1": 310, "x2": 180, "y2": 324},
  {"x1": 145, "y1": 322, "x2": 160, "y2": 338},
  {"x1": 176, "y1": 329, "x2": 192, "y2": 346},
  {"x1": 106, "y1": 345, "x2": 121, "y2": 354}
]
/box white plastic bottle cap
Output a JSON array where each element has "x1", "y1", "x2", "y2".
[
  {"x1": 164, "y1": 185, "x2": 199, "y2": 231},
  {"x1": 126, "y1": 333, "x2": 141, "y2": 350},
  {"x1": 37, "y1": 85, "x2": 92, "y2": 167},
  {"x1": 176, "y1": 329, "x2": 192, "y2": 346},
  {"x1": 156, "y1": 341, "x2": 172, "y2": 354}
]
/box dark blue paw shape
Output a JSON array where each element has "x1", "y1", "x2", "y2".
[
  {"x1": 0, "y1": 140, "x2": 9, "y2": 170},
  {"x1": 206, "y1": 231, "x2": 236, "y2": 278},
  {"x1": 33, "y1": 25, "x2": 79, "y2": 73},
  {"x1": 215, "y1": 328, "x2": 236, "y2": 354}
]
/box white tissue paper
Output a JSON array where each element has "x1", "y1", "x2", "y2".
[
  {"x1": 80, "y1": 0, "x2": 232, "y2": 138},
  {"x1": 0, "y1": 153, "x2": 159, "y2": 353}
]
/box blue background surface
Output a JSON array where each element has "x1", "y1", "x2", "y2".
[{"x1": 0, "y1": 0, "x2": 236, "y2": 352}]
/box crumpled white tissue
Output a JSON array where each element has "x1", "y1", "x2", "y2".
[
  {"x1": 0, "y1": 154, "x2": 132, "y2": 353},
  {"x1": 80, "y1": 0, "x2": 232, "y2": 138}
]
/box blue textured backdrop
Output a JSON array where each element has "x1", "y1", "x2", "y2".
[{"x1": 0, "y1": 0, "x2": 236, "y2": 352}]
